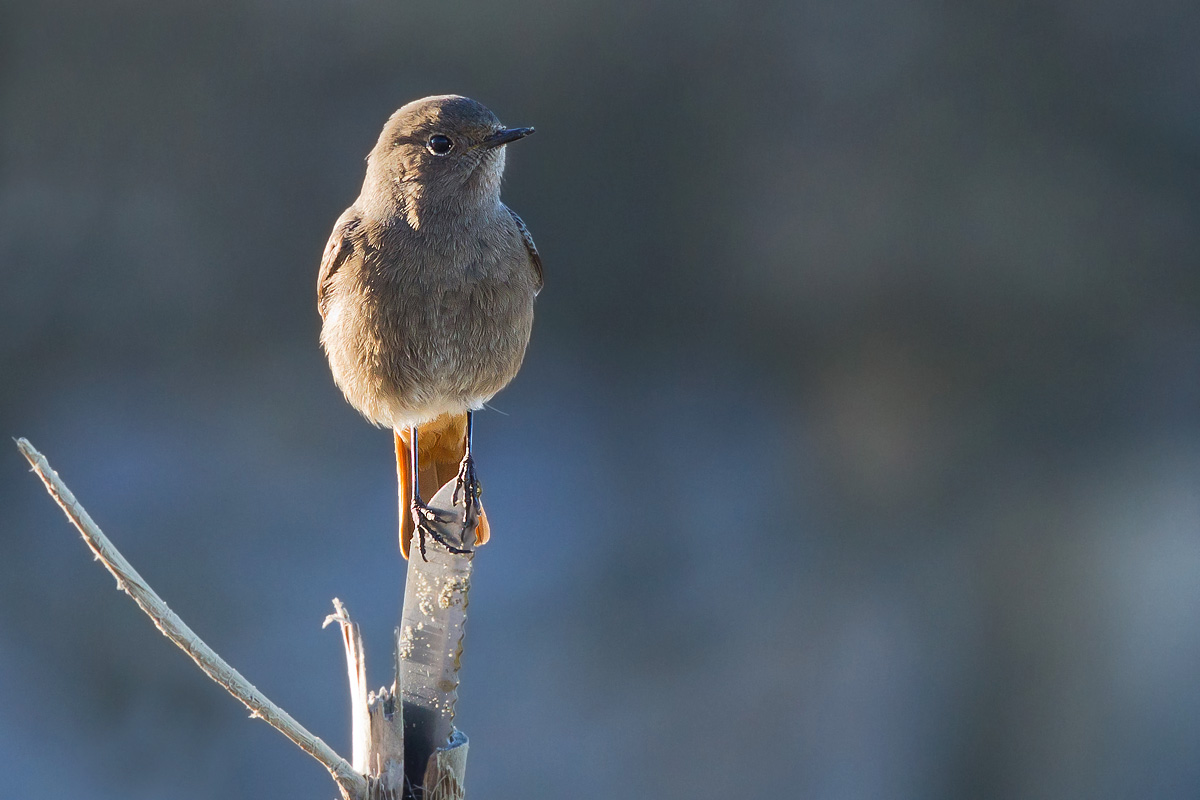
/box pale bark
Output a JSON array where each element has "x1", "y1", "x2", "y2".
[
  {"x1": 16, "y1": 438, "x2": 368, "y2": 800},
  {"x1": 18, "y1": 437, "x2": 475, "y2": 799}
]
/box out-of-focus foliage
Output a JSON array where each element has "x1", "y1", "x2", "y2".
[{"x1": 1, "y1": 1, "x2": 1198, "y2": 798}]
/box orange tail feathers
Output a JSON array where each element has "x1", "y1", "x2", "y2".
[{"x1": 395, "y1": 413, "x2": 491, "y2": 559}]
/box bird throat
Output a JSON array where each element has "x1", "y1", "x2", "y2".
[{"x1": 359, "y1": 153, "x2": 503, "y2": 234}]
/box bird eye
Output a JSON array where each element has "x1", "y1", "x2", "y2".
[{"x1": 426, "y1": 135, "x2": 454, "y2": 156}]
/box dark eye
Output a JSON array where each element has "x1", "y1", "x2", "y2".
[{"x1": 427, "y1": 134, "x2": 454, "y2": 156}]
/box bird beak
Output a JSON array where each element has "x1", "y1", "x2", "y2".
[{"x1": 480, "y1": 127, "x2": 535, "y2": 149}]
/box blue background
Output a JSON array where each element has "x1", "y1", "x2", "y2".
[{"x1": 2, "y1": 1, "x2": 1199, "y2": 798}]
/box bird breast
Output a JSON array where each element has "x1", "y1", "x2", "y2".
[{"x1": 321, "y1": 214, "x2": 536, "y2": 429}]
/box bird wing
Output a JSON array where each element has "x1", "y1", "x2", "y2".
[
  {"x1": 505, "y1": 206, "x2": 543, "y2": 295},
  {"x1": 317, "y1": 210, "x2": 362, "y2": 318}
]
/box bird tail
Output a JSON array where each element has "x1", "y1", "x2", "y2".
[{"x1": 395, "y1": 412, "x2": 491, "y2": 559}]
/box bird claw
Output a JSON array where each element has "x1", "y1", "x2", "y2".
[
  {"x1": 452, "y1": 455, "x2": 482, "y2": 537},
  {"x1": 412, "y1": 499, "x2": 473, "y2": 561}
]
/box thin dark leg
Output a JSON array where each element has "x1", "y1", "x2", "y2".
[
  {"x1": 410, "y1": 424, "x2": 420, "y2": 503},
  {"x1": 453, "y1": 412, "x2": 482, "y2": 537},
  {"x1": 452, "y1": 412, "x2": 475, "y2": 504},
  {"x1": 409, "y1": 424, "x2": 470, "y2": 560}
]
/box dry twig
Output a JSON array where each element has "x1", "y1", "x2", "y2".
[{"x1": 16, "y1": 438, "x2": 368, "y2": 800}]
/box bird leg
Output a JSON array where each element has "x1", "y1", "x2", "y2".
[
  {"x1": 453, "y1": 412, "x2": 483, "y2": 537},
  {"x1": 410, "y1": 424, "x2": 473, "y2": 561}
]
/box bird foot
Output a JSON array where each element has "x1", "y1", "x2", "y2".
[
  {"x1": 412, "y1": 498, "x2": 473, "y2": 561},
  {"x1": 452, "y1": 455, "x2": 482, "y2": 537}
]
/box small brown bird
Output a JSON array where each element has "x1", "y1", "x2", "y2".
[{"x1": 317, "y1": 95, "x2": 542, "y2": 559}]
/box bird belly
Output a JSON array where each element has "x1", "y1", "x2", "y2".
[{"x1": 321, "y1": 275, "x2": 533, "y2": 430}]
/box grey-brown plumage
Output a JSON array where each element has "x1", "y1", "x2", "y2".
[
  {"x1": 318, "y1": 95, "x2": 541, "y2": 430},
  {"x1": 317, "y1": 95, "x2": 541, "y2": 557}
]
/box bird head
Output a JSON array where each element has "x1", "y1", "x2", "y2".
[{"x1": 361, "y1": 95, "x2": 534, "y2": 228}]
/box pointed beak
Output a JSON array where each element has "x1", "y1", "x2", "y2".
[{"x1": 480, "y1": 127, "x2": 535, "y2": 149}]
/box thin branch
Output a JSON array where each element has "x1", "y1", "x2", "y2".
[
  {"x1": 16, "y1": 438, "x2": 369, "y2": 800},
  {"x1": 324, "y1": 598, "x2": 370, "y2": 773}
]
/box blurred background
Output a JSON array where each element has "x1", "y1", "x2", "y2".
[{"x1": 2, "y1": 1, "x2": 1199, "y2": 798}]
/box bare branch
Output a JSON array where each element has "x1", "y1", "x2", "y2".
[
  {"x1": 16, "y1": 438, "x2": 369, "y2": 800},
  {"x1": 399, "y1": 477, "x2": 476, "y2": 792},
  {"x1": 324, "y1": 598, "x2": 371, "y2": 773},
  {"x1": 423, "y1": 730, "x2": 469, "y2": 800}
]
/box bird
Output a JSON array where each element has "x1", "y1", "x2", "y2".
[{"x1": 317, "y1": 95, "x2": 542, "y2": 559}]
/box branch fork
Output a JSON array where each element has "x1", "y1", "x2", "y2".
[{"x1": 17, "y1": 437, "x2": 474, "y2": 800}]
